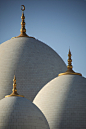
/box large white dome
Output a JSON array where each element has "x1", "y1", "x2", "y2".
[
  {"x1": 0, "y1": 37, "x2": 66, "y2": 101},
  {"x1": 0, "y1": 96, "x2": 50, "y2": 129},
  {"x1": 33, "y1": 75, "x2": 86, "y2": 129}
]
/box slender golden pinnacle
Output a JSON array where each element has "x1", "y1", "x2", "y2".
[
  {"x1": 67, "y1": 49, "x2": 72, "y2": 70},
  {"x1": 5, "y1": 75, "x2": 24, "y2": 98},
  {"x1": 17, "y1": 5, "x2": 29, "y2": 37},
  {"x1": 11, "y1": 5, "x2": 35, "y2": 39},
  {"x1": 58, "y1": 49, "x2": 82, "y2": 76}
]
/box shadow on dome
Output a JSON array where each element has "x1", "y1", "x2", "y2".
[
  {"x1": 58, "y1": 75, "x2": 86, "y2": 128},
  {"x1": 12, "y1": 37, "x2": 66, "y2": 101}
]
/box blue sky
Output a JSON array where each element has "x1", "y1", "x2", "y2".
[{"x1": 0, "y1": 0, "x2": 86, "y2": 78}]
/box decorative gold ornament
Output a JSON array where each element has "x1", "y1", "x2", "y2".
[
  {"x1": 17, "y1": 5, "x2": 29, "y2": 37},
  {"x1": 21, "y1": 5, "x2": 25, "y2": 11},
  {"x1": 11, "y1": 5, "x2": 35, "y2": 39},
  {"x1": 58, "y1": 49, "x2": 82, "y2": 76},
  {"x1": 5, "y1": 75, "x2": 24, "y2": 98}
]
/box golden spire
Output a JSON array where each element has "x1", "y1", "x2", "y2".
[
  {"x1": 67, "y1": 49, "x2": 73, "y2": 72},
  {"x1": 17, "y1": 5, "x2": 29, "y2": 37},
  {"x1": 5, "y1": 75, "x2": 24, "y2": 98},
  {"x1": 58, "y1": 49, "x2": 82, "y2": 76},
  {"x1": 11, "y1": 5, "x2": 35, "y2": 39}
]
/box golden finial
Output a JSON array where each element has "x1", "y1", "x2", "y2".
[
  {"x1": 5, "y1": 74, "x2": 24, "y2": 98},
  {"x1": 11, "y1": 5, "x2": 35, "y2": 39},
  {"x1": 58, "y1": 49, "x2": 82, "y2": 76},
  {"x1": 67, "y1": 49, "x2": 73, "y2": 70},
  {"x1": 17, "y1": 5, "x2": 29, "y2": 37}
]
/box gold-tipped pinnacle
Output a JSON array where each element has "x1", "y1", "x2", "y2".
[
  {"x1": 5, "y1": 75, "x2": 24, "y2": 98},
  {"x1": 17, "y1": 5, "x2": 29, "y2": 37},
  {"x1": 58, "y1": 49, "x2": 82, "y2": 76},
  {"x1": 11, "y1": 5, "x2": 35, "y2": 39},
  {"x1": 67, "y1": 49, "x2": 73, "y2": 70}
]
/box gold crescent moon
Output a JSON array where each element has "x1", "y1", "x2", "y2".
[{"x1": 21, "y1": 5, "x2": 25, "y2": 11}]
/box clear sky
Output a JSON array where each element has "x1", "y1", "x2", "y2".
[{"x1": 0, "y1": 0, "x2": 86, "y2": 78}]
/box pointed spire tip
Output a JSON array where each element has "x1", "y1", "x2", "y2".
[
  {"x1": 58, "y1": 49, "x2": 82, "y2": 76},
  {"x1": 5, "y1": 74, "x2": 24, "y2": 98}
]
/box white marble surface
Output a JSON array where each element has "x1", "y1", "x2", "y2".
[
  {"x1": 0, "y1": 37, "x2": 67, "y2": 101},
  {"x1": 34, "y1": 75, "x2": 86, "y2": 129},
  {"x1": 0, "y1": 96, "x2": 49, "y2": 129}
]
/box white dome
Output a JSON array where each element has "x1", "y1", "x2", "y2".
[
  {"x1": 0, "y1": 96, "x2": 49, "y2": 129},
  {"x1": 33, "y1": 75, "x2": 86, "y2": 129},
  {"x1": 0, "y1": 37, "x2": 67, "y2": 101}
]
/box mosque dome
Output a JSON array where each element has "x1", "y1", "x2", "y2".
[
  {"x1": 0, "y1": 5, "x2": 67, "y2": 101},
  {"x1": 0, "y1": 97, "x2": 50, "y2": 129},
  {"x1": 0, "y1": 75, "x2": 50, "y2": 129},
  {"x1": 33, "y1": 50, "x2": 86, "y2": 129}
]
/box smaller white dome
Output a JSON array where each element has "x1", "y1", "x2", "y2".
[
  {"x1": 33, "y1": 75, "x2": 86, "y2": 129},
  {"x1": 0, "y1": 96, "x2": 50, "y2": 129},
  {"x1": 33, "y1": 49, "x2": 86, "y2": 129}
]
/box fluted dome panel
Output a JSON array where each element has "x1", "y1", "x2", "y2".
[
  {"x1": 0, "y1": 97, "x2": 49, "y2": 129},
  {"x1": 0, "y1": 37, "x2": 66, "y2": 101},
  {"x1": 33, "y1": 75, "x2": 86, "y2": 129}
]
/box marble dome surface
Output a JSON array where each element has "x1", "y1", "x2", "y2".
[
  {"x1": 0, "y1": 37, "x2": 67, "y2": 101},
  {"x1": 0, "y1": 96, "x2": 50, "y2": 129},
  {"x1": 33, "y1": 75, "x2": 86, "y2": 129}
]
